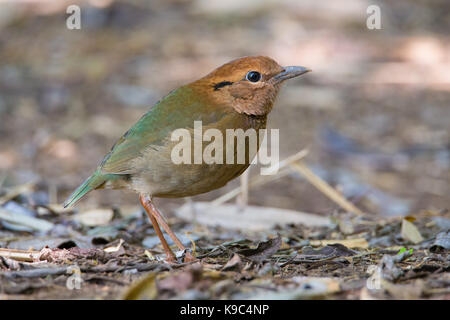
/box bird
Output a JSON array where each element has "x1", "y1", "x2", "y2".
[{"x1": 64, "y1": 56, "x2": 310, "y2": 263}]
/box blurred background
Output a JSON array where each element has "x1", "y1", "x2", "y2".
[{"x1": 0, "y1": 0, "x2": 449, "y2": 217}]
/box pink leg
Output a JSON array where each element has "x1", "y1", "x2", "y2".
[
  {"x1": 139, "y1": 195, "x2": 176, "y2": 262},
  {"x1": 140, "y1": 194, "x2": 196, "y2": 263}
]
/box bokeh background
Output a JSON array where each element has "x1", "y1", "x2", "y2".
[{"x1": 0, "y1": 0, "x2": 449, "y2": 217}]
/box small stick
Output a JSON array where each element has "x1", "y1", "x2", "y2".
[
  {"x1": 0, "y1": 248, "x2": 41, "y2": 262},
  {"x1": 212, "y1": 149, "x2": 308, "y2": 206},
  {"x1": 263, "y1": 149, "x2": 309, "y2": 176},
  {"x1": 2, "y1": 267, "x2": 69, "y2": 279},
  {"x1": 48, "y1": 183, "x2": 58, "y2": 206},
  {"x1": 236, "y1": 168, "x2": 249, "y2": 211},
  {"x1": 1, "y1": 262, "x2": 174, "y2": 279},
  {"x1": 290, "y1": 161, "x2": 365, "y2": 215},
  {"x1": 0, "y1": 181, "x2": 35, "y2": 205},
  {"x1": 212, "y1": 169, "x2": 291, "y2": 206}
]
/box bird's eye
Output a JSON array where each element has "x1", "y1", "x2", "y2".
[{"x1": 246, "y1": 71, "x2": 261, "y2": 83}]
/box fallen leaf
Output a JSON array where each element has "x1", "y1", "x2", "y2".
[
  {"x1": 0, "y1": 207, "x2": 54, "y2": 233},
  {"x1": 142, "y1": 232, "x2": 197, "y2": 248},
  {"x1": 222, "y1": 253, "x2": 242, "y2": 271},
  {"x1": 157, "y1": 271, "x2": 195, "y2": 293},
  {"x1": 381, "y1": 280, "x2": 424, "y2": 299},
  {"x1": 238, "y1": 235, "x2": 282, "y2": 263},
  {"x1": 104, "y1": 239, "x2": 124, "y2": 253},
  {"x1": 248, "y1": 277, "x2": 340, "y2": 299},
  {"x1": 175, "y1": 202, "x2": 330, "y2": 231},
  {"x1": 157, "y1": 263, "x2": 203, "y2": 293},
  {"x1": 310, "y1": 238, "x2": 368, "y2": 249},
  {"x1": 144, "y1": 250, "x2": 156, "y2": 261},
  {"x1": 6, "y1": 236, "x2": 93, "y2": 250},
  {"x1": 430, "y1": 231, "x2": 450, "y2": 252},
  {"x1": 300, "y1": 244, "x2": 358, "y2": 258},
  {"x1": 122, "y1": 273, "x2": 158, "y2": 300},
  {"x1": 74, "y1": 208, "x2": 113, "y2": 227},
  {"x1": 401, "y1": 219, "x2": 424, "y2": 244},
  {"x1": 45, "y1": 204, "x2": 70, "y2": 214},
  {"x1": 337, "y1": 218, "x2": 355, "y2": 234}
]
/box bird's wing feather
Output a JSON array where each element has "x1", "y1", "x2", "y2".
[{"x1": 99, "y1": 86, "x2": 230, "y2": 174}]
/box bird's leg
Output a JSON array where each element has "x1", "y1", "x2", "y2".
[
  {"x1": 140, "y1": 194, "x2": 196, "y2": 263},
  {"x1": 139, "y1": 194, "x2": 176, "y2": 263}
]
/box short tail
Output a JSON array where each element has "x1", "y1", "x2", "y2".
[{"x1": 63, "y1": 171, "x2": 106, "y2": 209}]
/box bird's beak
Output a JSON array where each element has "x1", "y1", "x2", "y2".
[{"x1": 273, "y1": 66, "x2": 311, "y2": 83}]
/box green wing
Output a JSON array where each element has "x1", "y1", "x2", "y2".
[{"x1": 99, "y1": 86, "x2": 229, "y2": 174}]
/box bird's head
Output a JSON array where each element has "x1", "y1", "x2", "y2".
[{"x1": 192, "y1": 56, "x2": 310, "y2": 116}]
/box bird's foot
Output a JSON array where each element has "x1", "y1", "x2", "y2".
[
  {"x1": 183, "y1": 251, "x2": 198, "y2": 263},
  {"x1": 164, "y1": 255, "x2": 178, "y2": 264}
]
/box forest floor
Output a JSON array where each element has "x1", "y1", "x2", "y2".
[
  {"x1": 0, "y1": 0, "x2": 449, "y2": 299},
  {"x1": 0, "y1": 193, "x2": 449, "y2": 299}
]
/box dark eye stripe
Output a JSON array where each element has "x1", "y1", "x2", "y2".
[{"x1": 213, "y1": 81, "x2": 233, "y2": 91}]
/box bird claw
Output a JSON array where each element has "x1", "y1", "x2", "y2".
[
  {"x1": 164, "y1": 255, "x2": 178, "y2": 265},
  {"x1": 183, "y1": 251, "x2": 198, "y2": 263}
]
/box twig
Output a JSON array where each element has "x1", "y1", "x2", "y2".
[
  {"x1": 0, "y1": 181, "x2": 35, "y2": 205},
  {"x1": 82, "y1": 262, "x2": 171, "y2": 274},
  {"x1": 0, "y1": 262, "x2": 174, "y2": 279},
  {"x1": 212, "y1": 149, "x2": 308, "y2": 205},
  {"x1": 2, "y1": 267, "x2": 69, "y2": 279},
  {"x1": 83, "y1": 275, "x2": 129, "y2": 285},
  {"x1": 280, "y1": 254, "x2": 346, "y2": 267},
  {"x1": 290, "y1": 161, "x2": 365, "y2": 215},
  {"x1": 0, "y1": 248, "x2": 41, "y2": 262},
  {"x1": 263, "y1": 149, "x2": 309, "y2": 176},
  {"x1": 212, "y1": 169, "x2": 291, "y2": 206},
  {"x1": 236, "y1": 168, "x2": 249, "y2": 210}
]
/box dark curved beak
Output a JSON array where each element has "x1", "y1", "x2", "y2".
[{"x1": 273, "y1": 66, "x2": 311, "y2": 83}]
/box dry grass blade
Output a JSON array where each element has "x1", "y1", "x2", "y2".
[
  {"x1": 176, "y1": 202, "x2": 329, "y2": 231},
  {"x1": 262, "y1": 149, "x2": 309, "y2": 176},
  {"x1": 0, "y1": 181, "x2": 35, "y2": 206},
  {"x1": 0, "y1": 248, "x2": 41, "y2": 262},
  {"x1": 237, "y1": 168, "x2": 249, "y2": 209},
  {"x1": 212, "y1": 149, "x2": 308, "y2": 205},
  {"x1": 212, "y1": 170, "x2": 291, "y2": 206},
  {"x1": 309, "y1": 238, "x2": 369, "y2": 249},
  {"x1": 290, "y1": 161, "x2": 365, "y2": 215}
]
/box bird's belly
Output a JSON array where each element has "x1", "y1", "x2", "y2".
[{"x1": 132, "y1": 162, "x2": 248, "y2": 198}]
